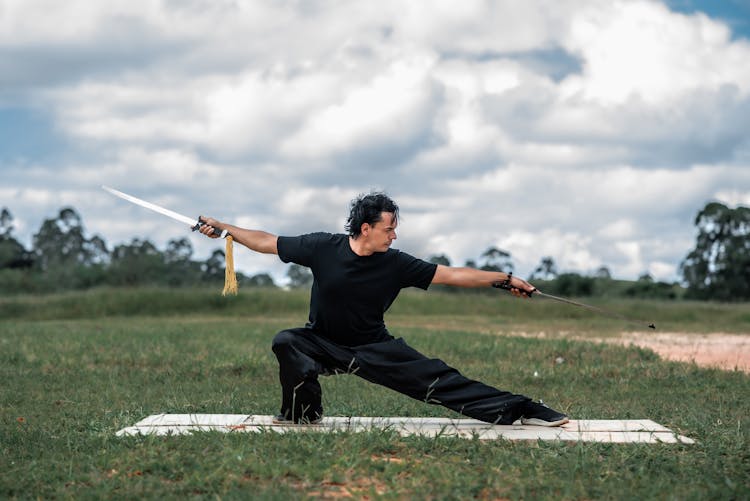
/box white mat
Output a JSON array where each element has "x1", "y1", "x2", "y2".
[{"x1": 116, "y1": 414, "x2": 694, "y2": 444}]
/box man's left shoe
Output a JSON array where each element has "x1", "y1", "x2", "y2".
[{"x1": 520, "y1": 401, "x2": 569, "y2": 427}]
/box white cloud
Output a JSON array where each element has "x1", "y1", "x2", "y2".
[
  {"x1": 2, "y1": 0, "x2": 749, "y2": 287},
  {"x1": 398, "y1": 162, "x2": 748, "y2": 280},
  {"x1": 649, "y1": 261, "x2": 677, "y2": 281},
  {"x1": 203, "y1": 70, "x2": 339, "y2": 157},
  {"x1": 614, "y1": 241, "x2": 644, "y2": 276},
  {"x1": 561, "y1": 1, "x2": 750, "y2": 105},
  {"x1": 714, "y1": 189, "x2": 750, "y2": 207},
  {"x1": 392, "y1": 0, "x2": 574, "y2": 54},
  {"x1": 276, "y1": 186, "x2": 352, "y2": 226},
  {"x1": 598, "y1": 219, "x2": 637, "y2": 240},
  {"x1": 282, "y1": 54, "x2": 440, "y2": 162}
]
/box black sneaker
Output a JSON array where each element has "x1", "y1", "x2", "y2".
[
  {"x1": 520, "y1": 401, "x2": 569, "y2": 427},
  {"x1": 272, "y1": 413, "x2": 323, "y2": 425}
]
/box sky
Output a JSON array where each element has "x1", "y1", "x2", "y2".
[{"x1": 1, "y1": 0, "x2": 749, "y2": 285}]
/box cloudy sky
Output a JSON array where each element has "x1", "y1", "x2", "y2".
[{"x1": 2, "y1": 0, "x2": 749, "y2": 285}]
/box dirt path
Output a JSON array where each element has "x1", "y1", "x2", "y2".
[
  {"x1": 388, "y1": 317, "x2": 750, "y2": 373},
  {"x1": 513, "y1": 331, "x2": 750, "y2": 372},
  {"x1": 600, "y1": 332, "x2": 750, "y2": 373}
]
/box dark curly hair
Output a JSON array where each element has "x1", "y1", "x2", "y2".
[{"x1": 345, "y1": 192, "x2": 399, "y2": 238}]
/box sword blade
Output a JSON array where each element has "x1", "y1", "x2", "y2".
[
  {"x1": 102, "y1": 185, "x2": 198, "y2": 227},
  {"x1": 535, "y1": 290, "x2": 656, "y2": 329}
]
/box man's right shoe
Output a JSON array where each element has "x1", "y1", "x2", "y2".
[
  {"x1": 520, "y1": 401, "x2": 569, "y2": 427},
  {"x1": 272, "y1": 413, "x2": 323, "y2": 425}
]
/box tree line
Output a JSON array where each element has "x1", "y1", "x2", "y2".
[
  {"x1": 1, "y1": 202, "x2": 748, "y2": 300},
  {"x1": 0, "y1": 207, "x2": 275, "y2": 293}
]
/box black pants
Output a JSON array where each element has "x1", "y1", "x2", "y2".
[{"x1": 271, "y1": 328, "x2": 530, "y2": 424}]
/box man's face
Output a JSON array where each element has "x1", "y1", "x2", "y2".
[{"x1": 364, "y1": 212, "x2": 398, "y2": 252}]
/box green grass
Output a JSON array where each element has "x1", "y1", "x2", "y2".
[
  {"x1": 2, "y1": 286, "x2": 749, "y2": 334},
  {"x1": 1, "y1": 288, "x2": 749, "y2": 499}
]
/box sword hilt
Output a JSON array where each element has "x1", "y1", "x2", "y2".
[
  {"x1": 193, "y1": 218, "x2": 229, "y2": 239},
  {"x1": 491, "y1": 273, "x2": 535, "y2": 297}
]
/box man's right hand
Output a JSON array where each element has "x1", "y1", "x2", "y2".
[{"x1": 198, "y1": 216, "x2": 222, "y2": 238}]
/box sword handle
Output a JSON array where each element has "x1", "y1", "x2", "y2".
[
  {"x1": 193, "y1": 218, "x2": 229, "y2": 239},
  {"x1": 491, "y1": 274, "x2": 535, "y2": 297}
]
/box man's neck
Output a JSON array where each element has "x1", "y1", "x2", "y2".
[{"x1": 349, "y1": 236, "x2": 374, "y2": 257}]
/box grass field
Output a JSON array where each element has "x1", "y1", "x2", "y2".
[{"x1": 2, "y1": 288, "x2": 749, "y2": 499}]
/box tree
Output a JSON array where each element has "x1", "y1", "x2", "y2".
[
  {"x1": 550, "y1": 273, "x2": 594, "y2": 297},
  {"x1": 85, "y1": 236, "x2": 109, "y2": 266},
  {"x1": 479, "y1": 246, "x2": 513, "y2": 272},
  {"x1": 624, "y1": 278, "x2": 677, "y2": 300},
  {"x1": 162, "y1": 237, "x2": 202, "y2": 285},
  {"x1": 108, "y1": 238, "x2": 166, "y2": 286},
  {"x1": 30, "y1": 207, "x2": 110, "y2": 289},
  {"x1": 680, "y1": 202, "x2": 750, "y2": 301},
  {"x1": 428, "y1": 254, "x2": 451, "y2": 266},
  {"x1": 1, "y1": 208, "x2": 14, "y2": 238},
  {"x1": 32, "y1": 207, "x2": 109, "y2": 270},
  {"x1": 287, "y1": 263, "x2": 313, "y2": 288},
  {"x1": 530, "y1": 256, "x2": 557, "y2": 280},
  {"x1": 246, "y1": 273, "x2": 276, "y2": 287},
  {"x1": 165, "y1": 237, "x2": 193, "y2": 264},
  {"x1": 594, "y1": 266, "x2": 612, "y2": 280},
  {"x1": 202, "y1": 249, "x2": 227, "y2": 282},
  {"x1": 0, "y1": 237, "x2": 30, "y2": 269},
  {"x1": 0, "y1": 208, "x2": 33, "y2": 269}
]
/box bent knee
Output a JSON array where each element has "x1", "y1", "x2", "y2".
[{"x1": 272, "y1": 330, "x2": 298, "y2": 354}]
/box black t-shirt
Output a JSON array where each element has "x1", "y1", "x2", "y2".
[{"x1": 277, "y1": 232, "x2": 437, "y2": 346}]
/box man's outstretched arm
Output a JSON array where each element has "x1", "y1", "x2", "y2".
[
  {"x1": 198, "y1": 216, "x2": 278, "y2": 255},
  {"x1": 431, "y1": 265, "x2": 536, "y2": 297}
]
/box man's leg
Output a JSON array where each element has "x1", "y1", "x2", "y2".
[
  {"x1": 351, "y1": 337, "x2": 565, "y2": 425},
  {"x1": 271, "y1": 328, "x2": 352, "y2": 423}
]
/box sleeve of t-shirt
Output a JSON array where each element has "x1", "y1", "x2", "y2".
[
  {"x1": 396, "y1": 251, "x2": 438, "y2": 290},
  {"x1": 277, "y1": 232, "x2": 329, "y2": 267}
]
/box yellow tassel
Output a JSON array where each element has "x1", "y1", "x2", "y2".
[{"x1": 222, "y1": 235, "x2": 239, "y2": 296}]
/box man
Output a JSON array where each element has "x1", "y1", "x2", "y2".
[{"x1": 199, "y1": 192, "x2": 568, "y2": 427}]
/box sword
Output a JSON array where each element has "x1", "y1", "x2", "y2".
[
  {"x1": 102, "y1": 185, "x2": 229, "y2": 239},
  {"x1": 492, "y1": 281, "x2": 656, "y2": 329}
]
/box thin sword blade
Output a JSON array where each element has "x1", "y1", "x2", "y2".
[
  {"x1": 102, "y1": 185, "x2": 198, "y2": 227},
  {"x1": 535, "y1": 290, "x2": 656, "y2": 329}
]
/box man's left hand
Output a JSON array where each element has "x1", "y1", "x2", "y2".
[{"x1": 508, "y1": 276, "x2": 536, "y2": 298}]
